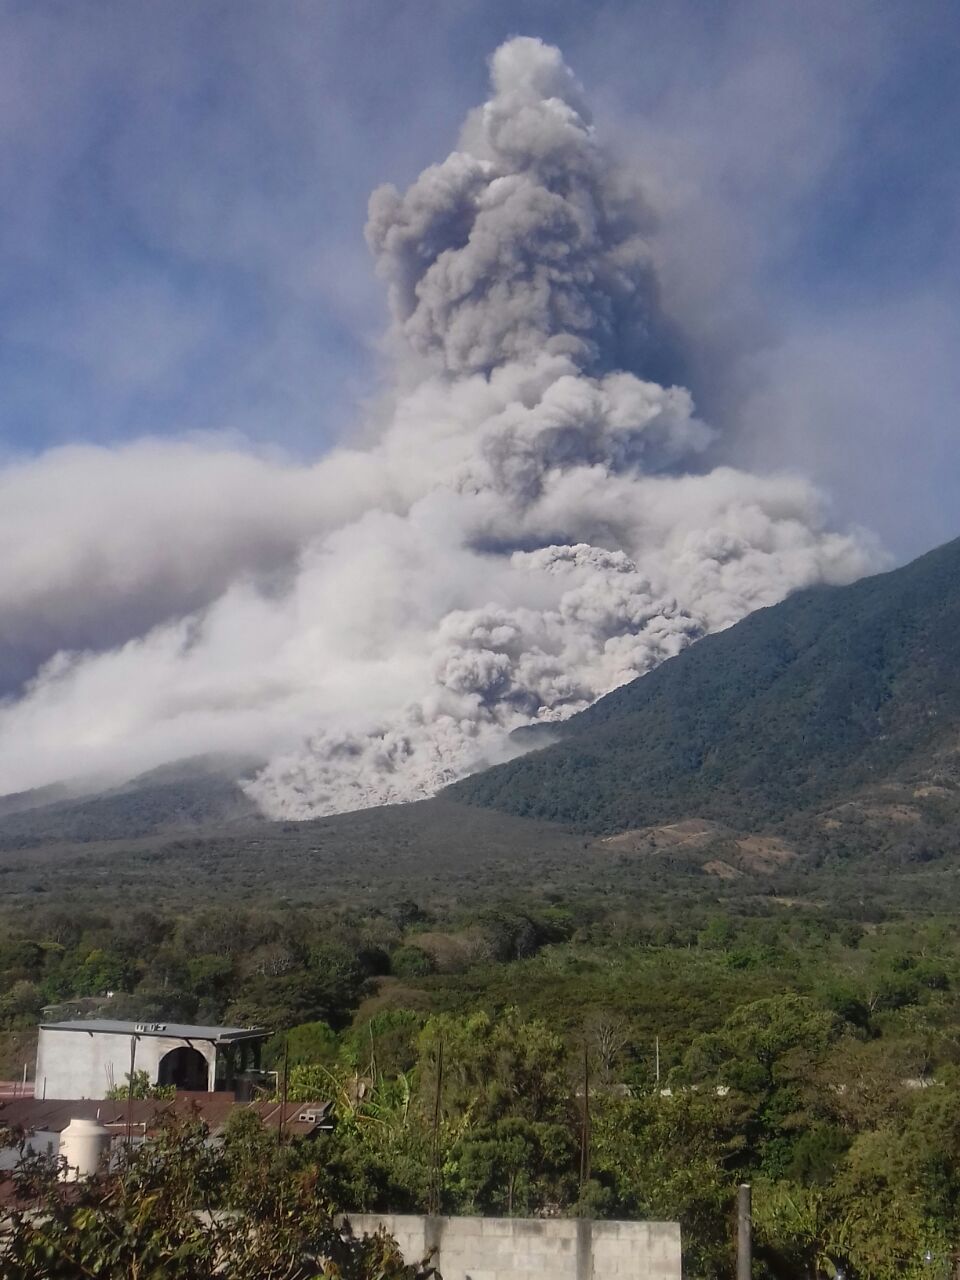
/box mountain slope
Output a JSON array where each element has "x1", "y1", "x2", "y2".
[
  {"x1": 0, "y1": 755, "x2": 260, "y2": 850},
  {"x1": 449, "y1": 536, "x2": 960, "y2": 834}
]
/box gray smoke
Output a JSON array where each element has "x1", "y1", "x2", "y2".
[{"x1": 0, "y1": 38, "x2": 877, "y2": 811}]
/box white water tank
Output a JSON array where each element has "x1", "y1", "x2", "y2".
[{"x1": 59, "y1": 1117, "x2": 111, "y2": 1180}]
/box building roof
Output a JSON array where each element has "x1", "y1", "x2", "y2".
[
  {"x1": 38, "y1": 1020, "x2": 266, "y2": 1044},
  {"x1": 0, "y1": 1094, "x2": 333, "y2": 1138}
]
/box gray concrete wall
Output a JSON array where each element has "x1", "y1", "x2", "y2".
[
  {"x1": 35, "y1": 1029, "x2": 216, "y2": 1100},
  {"x1": 343, "y1": 1213, "x2": 681, "y2": 1280}
]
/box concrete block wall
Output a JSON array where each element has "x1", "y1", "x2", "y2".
[{"x1": 343, "y1": 1213, "x2": 681, "y2": 1279}]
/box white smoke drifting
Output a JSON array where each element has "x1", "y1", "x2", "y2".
[{"x1": 0, "y1": 38, "x2": 877, "y2": 815}]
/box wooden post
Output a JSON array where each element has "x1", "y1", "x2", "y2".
[
  {"x1": 277, "y1": 1035, "x2": 289, "y2": 1146},
  {"x1": 579, "y1": 1039, "x2": 591, "y2": 1206},
  {"x1": 429, "y1": 1037, "x2": 444, "y2": 1216},
  {"x1": 125, "y1": 1035, "x2": 137, "y2": 1148},
  {"x1": 737, "y1": 1183, "x2": 752, "y2": 1280},
  {"x1": 368, "y1": 1020, "x2": 378, "y2": 1084}
]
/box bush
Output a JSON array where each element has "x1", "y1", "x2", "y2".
[{"x1": 105, "y1": 1069, "x2": 175, "y2": 1101}]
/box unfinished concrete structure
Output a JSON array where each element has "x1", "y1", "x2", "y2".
[
  {"x1": 344, "y1": 1213, "x2": 682, "y2": 1280},
  {"x1": 34, "y1": 1020, "x2": 267, "y2": 1100}
]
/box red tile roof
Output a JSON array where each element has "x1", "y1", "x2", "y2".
[{"x1": 0, "y1": 1093, "x2": 332, "y2": 1139}]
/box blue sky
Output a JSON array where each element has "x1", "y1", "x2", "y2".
[{"x1": 2, "y1": 0, "x2": 959, "y2": 558}]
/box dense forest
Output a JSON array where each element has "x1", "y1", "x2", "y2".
[{"x1": 5, "y1": 871, "x2": 960, "y2": 1279}]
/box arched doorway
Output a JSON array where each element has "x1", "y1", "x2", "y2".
[{"x1": 157, "y1": 1045, "x2": 208, "y2": 1091}]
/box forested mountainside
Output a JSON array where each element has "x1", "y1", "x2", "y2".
[
  {"x1": 0, "y1": 756, "x2": 259, "y2": 849},
  {"x1": 4, "y1": 538, "x2": 960, "y2": 876},
  {"x1": 450, "y1": 536, "x2": 960, "y2": 846}
]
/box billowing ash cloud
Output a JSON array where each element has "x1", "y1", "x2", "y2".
[
  {"x1": 0, "y1": 38, "x2": 878, "y2": 814},
  {"x1": 367, "y1": 38, "x2": 662, "y2": 381}
]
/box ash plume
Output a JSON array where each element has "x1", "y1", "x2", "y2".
[{"x1": 0, "y1": 38, "x2": 877, "y2": 814}]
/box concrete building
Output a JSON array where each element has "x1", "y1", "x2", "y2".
[{"x1": 34, "y1": 1020, "x2": 267, "y2": 1100}]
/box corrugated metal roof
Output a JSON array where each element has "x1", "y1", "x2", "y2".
[
  {"x1": 0, "y1": 1094, "x2": 333, "y2": 1138},
  {"x1": 38, "y1": 1020, "x2": 266, "y2": 1042}
]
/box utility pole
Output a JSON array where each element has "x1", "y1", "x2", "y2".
[
  {"x1": 277, "y1": 1035, "x2": 290, "y2": 1147},
  {"x1": 737, "y1": 1183, "x2": 752, "y2": 1280},
  {"x1": 579, "y1": 1039, "x2": 591, "y2": 1206},
  {"x1": 429, "y1": 1038, "x2": 444, "y2": 1217},
  {"x1": 125, "y1": 1035, "x2": 138, "y2": 1149},
  {"x1": 655, "y1": 1035, "x2": 660, "y2": 1088}
]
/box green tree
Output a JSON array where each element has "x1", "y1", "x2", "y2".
[
  {"x1": 592, "y1": 1092, "x2": 737, "y2": 1280},
  {"x1": 0, "y1": 980, "x2": 42, "y2": 1027},
  {"x1": 390, "y1": 946, "x2": 436, "y2": 979},
  {"x1": 264, "y1": 1020, "x2": 340, "y2": 1071},
  {"x1": 104, "y1": 1069, "x2": 175, "y2": 1102},
  {"x1": 417, "y1": 1008, "x2": 570, "y2": 1126},
  {"x1": 452, "y1": 1116, "x2": 576, "y2": 1215}
]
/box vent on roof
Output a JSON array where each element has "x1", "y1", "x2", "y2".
[{"x1": 297, "y1": 1109, "x2": 323, "y2": 1123}]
